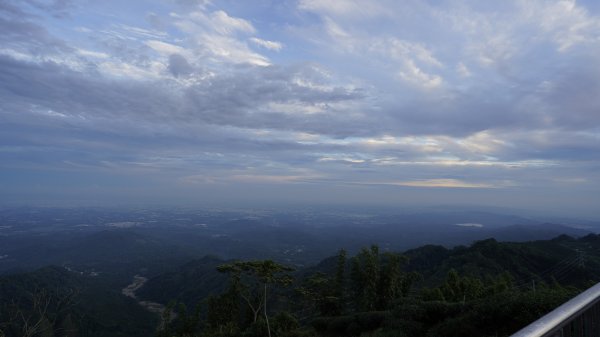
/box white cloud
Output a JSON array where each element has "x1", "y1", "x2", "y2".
[
  {"x1": 98, "y1": 60, "x2": 166, "y2": 80},
  {"x1": 367, "y1": 179, "x2": 500, "y2": 189},
  {"x1": 323, "y1": 17, "x2": 352, "y2": 41},
  {"x1": 210, "y1": 10, "x2": 256, "y2": 35},
  {"x1": 370, "y1": 158, "x2": 555, "y2": 169},
  {"x1": 117, "y1": 24, "x2": 168, "y2": 39},
  {"x1": 188, "y1": 9, "x2": 255, "y2": 35},
  {"x1": 456, "y1": 62, "x2": 471, "y2": 77},
  {"x1": 454, "y1": 131, "x2": 509, "y2": 156},
  {"x1": 367, "y1": 38, "x2": 444, "y2": 88},
  {"x1": 266, "y1": 102, "x2": 323, "y2": 115},
  {"x1": 198, "y1": 34, "x2": 270, "y2": 66},
  {"x1": 249, "y1": 37, "x2": 283, "y2": 51},
  {"x1": 144, "y1": 40, "x2": 188, "y2": 56},
  {"x1": 384, "y1": 39, "x2": 443, "y2": 67},
  {"x1": 174, "y1": 8, "x2": 271, "y2": 66},
  {"x1": 398, "y1": 59, "x2": 442, "y2": 88},
  {"x1": 295, "y1": 7, "x2": 446, "y2": 88},
  {"x1": 522, "y1": 0, "x2": 600, "y2": 51},
  {"x1": 317, "y1": 156, "x2": 365, "y2": 164},
  {"x1": 76, "y1": 48, "x2": 110, "y2": 59},
  {"x1": 455, "y1": 223, "x2": 484, "y2": 227}
]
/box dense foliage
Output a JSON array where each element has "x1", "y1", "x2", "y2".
[
  {"x1": 152, "y1": 236, "x2": 595, "y2": 337},
  {"x1": 3, "y1": 234, "x2": 600, "y2": 336},
  {"x1": 0, "y1": 267, "x2": 157, "y2": 337}
]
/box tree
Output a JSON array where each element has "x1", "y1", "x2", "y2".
[
  {"x1": 350, "y1": 246, "x2": 415, "y2": 311},
  {"x1": 378, "y1": 252, "x2": 405, "y2": 309},
  {"x1": 2, "y1": 287, "x2": 79, "y2": 337},
  {"x1": 156, "y1": 301, "x2": 175, "y2": 337},
  {"x1": 351, "y1": 245, "x2": 380, "y2": 311},
  {"x1": 296, "y1": 272, "x2": 338, "y2": 317},
  {"x1": 297, "y1": 249, "x2": 348, "y2": 318},
  {"x1": 205, "y1": 284, "x2": 240, "y2": 333},
  {"x1": 175, "y1": 303, "x2": 202, "y2": 337},
  {"x1": 439, "y1": 269, "x2": 485, "y2": 303},
  {"x1": 271, "y1": 311, "x2": 299, "y2": 337},
  {"x1": 217, "y1": 260, "x2": 294, "y2": 337},
  {"x1": 333, "y1": 249, "x2": 347, "y2": 314}
]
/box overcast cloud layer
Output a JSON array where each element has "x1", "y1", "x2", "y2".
[{"x1": 1, "y1": 0, "x2": 599, "y2": 217}]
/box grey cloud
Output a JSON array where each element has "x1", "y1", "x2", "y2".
[
  {"x1": 0, "y1": 55, "x2": 177, "y2": 120},
  {"x1": 543, "y1": 61, "x2": 600, "y2": 130},
  {"x1": 375, "y1": 54, "x2": 600, "y2": 138},
  {"x1": 2, "y1": 51, "x2": 598, "y2": 176},
  {"x1": 173, "y1": 0, "x2": 211, "y2": 8},
  {"x1": 0, "y1": 0, "x2": 598, "y2": 215},
  {"x1": 168, "y1": 54, "x2": 194, "y2": 77},
  {"x1": 146, "y1": 12, "x2": 165, "y2": 30},
  {"x1": 290, "y1": 0, "x2": 600, "y2": 140},
  {"x1": 369, "y1": 85, "x2": 535, "y2": 138},
  {"x1": 0, "y1": 55, "x2": 362, "y2": 169},
  {"x1": 0, "y1": 2, "x2": 70, "y2": 55},
  {"x1": 499, "y1": 131, "x2": 600, "y2": 162},
  {"x1": 23, "y1": 0, "x2": 74, "y2": 17},
  {"x1": 0, "y1": 55, "x2": 366, "y2": 138},
  {"x1": 0, "y1": 1, "x2": 30, "y2": 17},
  {"x1": 182, "y1": 64, "x2": 369, "y2": 136},
  {"x1": 0, "y1": 17, "x2": 70, "y2": 55}
]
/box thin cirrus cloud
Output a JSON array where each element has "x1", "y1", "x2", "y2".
[{"x1": 0, "y1": 0, "x2": 598, "y2": 216}]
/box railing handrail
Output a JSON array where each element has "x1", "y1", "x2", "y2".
[{"x1": 511, "y1": 282, "x2": 600, "y2": 337}]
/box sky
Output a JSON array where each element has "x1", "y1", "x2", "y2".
[{"x1": 0, "y1": 0, "x2": 599, "y2": 217}]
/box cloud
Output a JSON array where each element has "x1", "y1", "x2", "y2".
[
  {"x1": 145, "y1": 40, "x2": 188, "y2": 55},
  {"x1": 1, "y1": 0, "x2": 599, "y2": 214},
  {"x1": 23, "y1": 0, "x2": 74, "y2": 18},
  {"x1": 249, "y1": 37, "x2": 283, "y2": 51},
  {"x1": 292, "y1": 0, "x2": 600, "y2": 133},
  {"x1": 229, "y1": 174, "x2": 319, "y2": 184},
  {"x1": 168, "y1": 53, "x2": 194, "y2": 77},
  {"x1": 0, "y1": 53, "x2": 364, "y2": 139},
  {"x1": 208, "y1": 10, "x2": 255, "y2": 35},
  {"x1": 173, "y1": 0, "x2": 212, "y2": 10},
  {"x1": 317, "y1": 156, "x2": 365, "y2": 164},
  {"x1": 397, "y1": 59, "x2": 442, "y2": 88},
  {"x1": 116, "y1": 24, "x2": 168, "y2": 40},
  {"x1": 526, "y1": 0, "x2": 600, "y2": 51},
  {"x1": 298, "y1": 0, "x2": 387, "y2": 19},
  {"x1": 371, "y1": 179, "x2": 501, "y2": 189},
  {"x1": 173, "y1": 8, "x2": 272, "y2": 66},
  {"x1": 0, "y1": 12, "x2": 70, "y2": 56}
]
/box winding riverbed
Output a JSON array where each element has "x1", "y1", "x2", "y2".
[{"x1": 122, "y1": 275, "x2": 172, "y2": 318}]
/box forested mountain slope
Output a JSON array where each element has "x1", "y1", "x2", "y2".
[
  {"x1": 3, "y1": 234, "x2": 600, "y2": 337},
  {"x1": 0, "y1": 266, "x2": 157, "y2": 337}
]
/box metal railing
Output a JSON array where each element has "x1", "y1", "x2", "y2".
[{"x1": 511, "y1": 283, "x2": 600, "y2": 337}]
